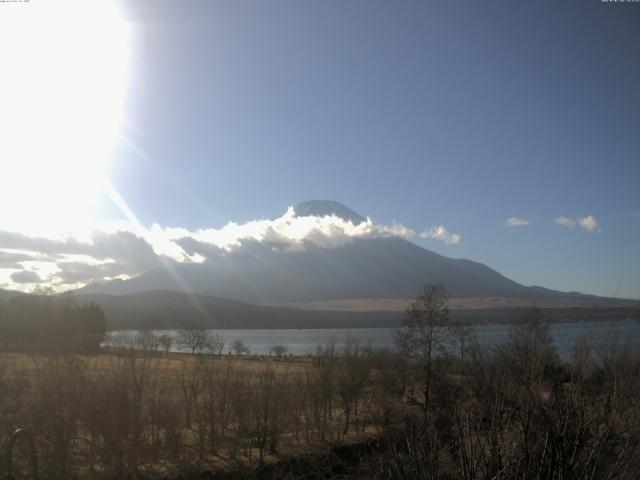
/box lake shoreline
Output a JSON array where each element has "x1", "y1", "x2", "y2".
[
  {"x1": 106, "y1": 319, "x2": 640, "y2": 357},
  {"x1": 106, "y1": 315, "x2": 639, "y2": 331}
]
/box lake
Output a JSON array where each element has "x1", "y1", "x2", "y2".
[{"x1": 108, "y1": 319, "x2": 640, "y2": 357}]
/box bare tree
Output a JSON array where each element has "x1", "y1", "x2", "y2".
[
  {"x1": 337, "y1": 339, "x2": 372, "y2": 434},
  {"x1": 271, "y1": 344, "x2": 288, "y2": 360},
  {"x1": 158, "y1": 334, "x2": 173, "y2": 356},
  {"x1": 179, "y1": 327, "x2": 211, "y2": 355},
  {"x1": 395, "y1": 284, "x2": 450, "y2": 410},
  {"x1": 313, "y1": 341, "x2": 338, "y2": 442},
  {"x1": 232, "y1": 338, "x2": 249, "y2": 356},
  {"x1": 501, "y1": 306, "x2": 558, "y2": 386},
  {"x1": 135, "y1": 328, "x2": 160, "y2": 354},
  {"x1": 208, "y1": 332, "x2": 225, "y2": 356},
  {"x1": 449, "y1": 320, "x2": 472, "y2": 388}
]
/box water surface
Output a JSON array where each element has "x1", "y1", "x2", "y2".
[{"x1": 108, "y1": 319, "x2": 640, "y2": 357}]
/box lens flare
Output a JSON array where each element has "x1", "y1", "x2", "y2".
[{"x1": 0, "y1": 0, "x2": 130, "y2": 235}]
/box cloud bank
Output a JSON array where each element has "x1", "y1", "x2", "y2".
[
  {"x1": 554, "y1": 215, "x2": 600, "y2": 232},
  {"x1": 0, "y1": 207, "x2": 415, "y2": 292},
  {"x1": 419, "y1": 226, "x2": 461, "y2": 245}
]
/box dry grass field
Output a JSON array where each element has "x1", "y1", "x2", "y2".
[
  {"x1": 0, "y1": 346, "x2": 389, "y2": 479},
  {"x1": 1, "y1": 305, "x2": 640, "y2": 479}
]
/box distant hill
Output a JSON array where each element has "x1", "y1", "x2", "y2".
[
  {"x1": 0, "y1": 288, "x2": 25, "y2": 302},
  {"x1": 2, "y1": 287, "x2": 635, "y2": 330},
  {"x1": 76, "y1": 290, "x2": 398, "y2": 330},
  {"x1": 282, "y1": 296, "x2": 637, "y2": 312},
  {"x1": 75, "y1": 290, "x2": 638, "y2": 330}
]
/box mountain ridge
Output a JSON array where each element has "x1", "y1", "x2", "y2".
[
  {"x1": 75, "y1": 201, "x2": 614, "y2": 304},
  {"x1": 293, "y1": 200, "x2": 366, "y2": 223}
]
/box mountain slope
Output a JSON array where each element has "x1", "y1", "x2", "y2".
[{"x1": 77, "y1": 201, "x2": 602, "y2": 304}]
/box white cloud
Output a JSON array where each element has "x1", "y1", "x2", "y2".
[
  {"x1": 0, "y1": 207, "x2": 416, "y2": 291},
  {"x1": 153, "y1": 207, "x2": 414, "y2": 253},
  {"x1": 578, "y1": 216, "x2": 600, "y2": 232},
  {"x1": 504, "y1": 217, "x2": 530, "y2": 227},
  {"x1": 419, "y1": 226, "x2": 461, "y2": 245},
  {"x1": 554, "y1": 215, "x2": 600, "y2": 233},
  {"x1": 554, "y1": 216, "x2": 576, "y2": 228}
]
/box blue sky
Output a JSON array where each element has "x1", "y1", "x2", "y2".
[
  {"x1": 1, "y1": 1, "x2": 638, "y2": 298},
  {"x1": 103, "y1": 0, "x2": 640, "y2": 298}
]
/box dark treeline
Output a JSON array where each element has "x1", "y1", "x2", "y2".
[{"x1": 0, "y1": 293, "x2": 106, "y2": 352}]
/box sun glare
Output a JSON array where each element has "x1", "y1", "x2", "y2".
[{"x1": 0, "y1": 0, "x2": 129, "y2": 235}]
